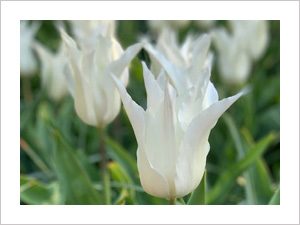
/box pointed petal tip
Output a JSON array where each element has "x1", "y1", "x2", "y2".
[
  {"x1": 127, "y1": 42, "x2": 143, "y2": 54},
  {"x1": 141, "y1": 61, "x2": 154, "y2": 79},
  {"x1": 60, "y1": 29, "x2": 77, "y2": 49},
  {"x1": 141, "y1": 61, "x2": 147, "y2": 69},
  {"x1": 202, "y1": 33, "x2": 211, "y2": 43},
  {"x1": 240, "y1": 85, "x2": 252, "y2": 96},
  {"x1": 59, "y1": 28, "x2": 68, "y2": 39},
  {"x1": 229, "y1": 85, "x2": 251, "y2": 103}
]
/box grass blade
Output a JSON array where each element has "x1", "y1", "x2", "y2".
[
  {"x1": 207, "y1": 132, "x2": 277, "y2": 204},
  {"x1": 50, "y1": 126, "x2": 103, "y2": 204},
  {"x1": 268, "y1": 188, "x2": 280, "y2": 205}
]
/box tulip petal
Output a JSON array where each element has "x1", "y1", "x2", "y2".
[
  {"x1": 211, "y1": 28, "x2": 231, "y2": 52},
  {"x1": 175, "y1": 139, "x2": 209, "y2": 198},
  {"x1": 176, "y1": 91, "x2": 244, "y2": 196},
  {"x1": 62, "y1": 31, "x2": 100, "y2": 126},
  {"x1": 187, "y1": 91, "x2": 243, "y2": 153},
  {"x1": 33, "y1": 42, "x2": 53, "y2": 86},
  {"x1": 142, "y1": 62, "x2": 163, "y2": 112},
  {"x1": 82, "y1": 51, "x2": 109, "y2": 126},
  {"x1": 202, "y1": 81, "x2": 219, "y2": 110},
  {"x1": 137, "y1": 147, "x2": 169, "y2": 198},
  {"x1": 144, "y1": 84, "x2": 178, "y2": 198},
  {"x1": 144, "y1": 43, "x2": 185, "y2": 95},
  {"x1": 157, "y1": 29, "x2": 185, "y2": 67},
  {"x1": 190, "y1": 34, "x2": 211, "y2": 74},
  {"x1": 60, "y1": 29, "x2": 78, "y2": 51},
  {"x1": 33, "y1": 42, "x2": 68, "y2": 101},
  {"x1": 94, "y1": 35, "x2": 115, "y2": 73},
  {"x1": 156, "y1": 69, "x2": 167, "y2": 89},
  {"x1": 109, "y1": 43, "x2": 142, "y2": 82},
  {"x1": 112, "y1": 76, "x2": 145, "y2": 147}
]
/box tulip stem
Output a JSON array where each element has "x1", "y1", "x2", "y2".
[
  {"x1": 98, "y1": 127, "x2": 111, "y2": 205},
  {"x1": 169, "y1": 198, "x2": 176, "y2": 205}
]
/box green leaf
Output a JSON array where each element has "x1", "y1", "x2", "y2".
[
  {"x1": 241, "y1": 128, "x2": 274, "y2": 204},
  {"x1": 207, "y1": 132, "x2": 278, "y2": 204},
  {"x1": 224, "y1": 114, "x2": 273, "y2": 204},
  {"x1": 21, "y1": 102, "x2": 55, "y2": 171},
  {"x1": 106, "y1": 137, "x2": 138, "y2": 181},
  {"x1": 249, "y1": 160, "x2": 274, "y2": 203},
  {"x1": 20, "y1": 139, "x2": 52, "y2": 177},
  {"x1": 108, "y1": 162, "x2": 136, "y2": 204},
  {"x1": 50, "y1": 126, "x2": 103, "y2": 204},
  {"x1": 188, "y1": 171, "x2": 206, "y2": 205},
  {"x1": 268, "y1": 188, "x2": 280, "y2": 205},
  {"x1": 75, "y1": 150, "x2": 99, "y2": 182},
  {"x1": 20, "y1": 175, "x2": 60, "y2": 204}
]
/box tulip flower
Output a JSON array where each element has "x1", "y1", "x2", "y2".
[
  {"x1": 113, "y1": 60, "x2": 244, "y2": 200},
  {"x1": 70, "y1": 20, "x2": 116, "y2": 51},
  {"x1": 212, "y1": 27, "x2": 251, "y2": 85},
  {"x1": 61, "y1": 30, "x2": 142, "y2": 128},
  {"x1": 34, "y1": 42, "x2": 68, "y2": 101},
  {"x1": 229, "y1": 20, "x2": 269, "y2": 60},
  {"x1": 20, "y1": 21, "x2": 39, "y2": 76},
  {"x1": 146, "y1": 28, "x2": 212, "y2": 84},
  {"x1": 144, "y1": 31, "x2": 217, "y2": 125},
  {"x1": 212, "y1": 21, "x2": 269, "y2": 85}
]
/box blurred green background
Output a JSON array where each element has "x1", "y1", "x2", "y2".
[{"x1": 20, "y1": 20, "x2": 280, "y2": 205}]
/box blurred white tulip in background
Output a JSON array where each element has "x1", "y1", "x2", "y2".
[
  {"x1": 34, "y1": 42, "x2": 68, "y2": 101},
  {"x1": 61, "y1": 29, "x2": 142, "y2": 127},
  {"x1": 20, "y1": 21, "x2": 39, "y2": 76}
]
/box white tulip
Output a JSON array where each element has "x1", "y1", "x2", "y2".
[
  {"x1": 20, "y1": 21, "x2": 39, "y2": 76},
  {"x1": 229, "y1": 20, "x2": 269, "y2": 60},
  {"x1": 70, "y1": 20, "x2": 116, "y2": 51},
  {"x1": 61, "y1": 30, "x2": 142, "y2": 127},
  {"x1": 144, "y1": 30, "x2": 213, "y2": 114},
  {"x1": 113, "y1": 62, "x2": 243, "y2": 199},
  {"x1": 150, "y1": 28, "x2": 192, "y2": 74},
  {"x1": 114, "y1": 32, "x2": 244, "y2": 199},
  {"x1": 212, "y1": 27, "x2": 251, "y2": 85},
  {"x1": 212, "y1": 21, "x2": 269, "y2": 85},
  {"x1": 147, "y1": 28, "x2": 212, "y2": 81},
  {"x1": 34, "y1": 43, "x2": 68, "y2": 101}
]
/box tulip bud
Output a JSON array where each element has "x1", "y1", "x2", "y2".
[{"x1": 61, "y1": 29, "x2": 142, "y2": 128}]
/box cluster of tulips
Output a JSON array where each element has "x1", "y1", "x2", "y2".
[{"x1": 20, "y1": 20, "x2": 270, "y2": 203}]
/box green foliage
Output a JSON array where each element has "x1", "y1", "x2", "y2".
[
  {"x1": 106, "y1": 137, "x2": 138, "y2": 181},
  {"x1": 223, "y1": 114, "x2": 275, "y2": 204},
  {"x1": 50, "y1": 126, "x2": 103, "y2": 204},
  {"x1": 207, "y1": 132, "x2": 278, "y2": 204},
  {"x1": 21, "y1": 175, "x2": 60, "y2": 204}
]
